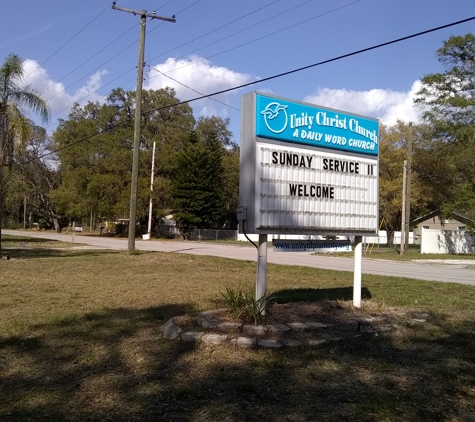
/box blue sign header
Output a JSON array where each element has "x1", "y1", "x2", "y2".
[{"x1": 255, "y1": 93, "x2": 379, "y2": 156}]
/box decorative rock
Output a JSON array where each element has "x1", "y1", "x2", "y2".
[
  {"x1": 217, "y1": 322, "x2": 242, "y2": 332},
  {"x1": 243, "y1": 325, "x2": 267, "y2": 336},
  {"x1": 164, "y1": 325, "x2": 182, "y2": 340},
  {"x1": 258, "y1": 339, "x2": 282, "y2": 349},
  {"x1": 353, "y1": 317, "x2": 375, "y2": 323},
  {"x1": 410, "y1": 319, "x2": 427, "y2": 324},
  {"x1": 306, "y1": 322, "x2": 332, "y2": 329},
  {"x1": 159, "y1": 319, "x2": 182, "y2": 340},
  {"x1": 325, "y1": 336, "x2": 343, "y2": 341},
  {"x1": 181, "y1": 331, "x2": 204, "y2": 342},
  {"x1": 236, "y1": 337, "x2": 257, "y2": 348},
  {"x1": 267, "y1": 324, "x2": 291, "y2": 333},
  {"x1": 378, "y1": 325, "x2": 392, "y2": 332},
  {"x1": 196, "y1": 309, "x2": 226, "y2": 318},
  {"x1": 159, "y1": 318, "x2": 174, "y2": 331},
  {"x1": 198, "y1": 318, "x2": 218, "y2": 328},
  {"x1": 159, "y1": 309, "x2": 382, "y2": 347},
  {"x1": 282, "y1": 339, "x2": 303, "y2": 347},
  {"x1": 202, "y1": 333, "x2": 228, "y2": 345},
  {"x1": 410, "y1": 311, "x2": 430, "y2": 320},
  {"x1": 308, "y1": 339, "x2": 327, "y2": 346},
  {"x1": 286, "y1": 322, "x2": 309, "y2": 331}
]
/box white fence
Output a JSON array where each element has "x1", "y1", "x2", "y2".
[
  {"x1": 421, "y1": 229, "x2": 475, "y2": 254},
  {"x1": 237, "y1": 230, "x2": 413, "y2": 245}
]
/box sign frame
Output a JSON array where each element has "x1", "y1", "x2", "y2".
[{"x1": 239, "y1": 91, "x2": 379, "y2": 237}]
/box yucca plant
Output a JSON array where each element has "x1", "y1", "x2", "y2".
[
  {"x1": 220, "y1": 284, "x2": 246, "y2": 318},
  {"x1": 220, "y1": 284, "x2": 275, "y2": 324},
  {"x1": 242, "y1": 291, "x2": 275, "y2": 325}
]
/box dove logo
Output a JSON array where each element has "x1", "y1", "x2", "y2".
[{"x1": 261, "y1": 102, "x2": 288, "y2": 134}]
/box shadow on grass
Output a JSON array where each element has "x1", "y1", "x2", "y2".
[
  {"x1": 2, "y1": 236, "x2": 57, "y2": 244},
  {"x1": 0, "y1": 303, "x2": 198, "y2": 422},
  {"x1": 1, "y1": 301, "x2": 475, "y2": 421},
  {"x1": 2, "y1": 248, "x2": 120, "y2": 260},
  {"x1": 273, "y1": 286, "x2": 372, "y2": 303}
]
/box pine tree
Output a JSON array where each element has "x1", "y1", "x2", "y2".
[
  {"x1": 173, "y1": 131, "x2": 224, "y2": 238},
  {"x1": 414, "y1": 34, "x2": 475, "y2": 230}
]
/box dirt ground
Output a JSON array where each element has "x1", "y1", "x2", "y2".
[{"x1": 172, "y1": 300, "x2": 428, "y2": 343}]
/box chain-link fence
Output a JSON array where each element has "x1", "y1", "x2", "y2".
[
  {"x1": 156, "y1": 224, "x2": 180, "y2": 239},
  {"x1": 152, "y1": 225, "x2": 238, "y2": 240},
  {"x1": 188, "y1": 229, "x2": 237, "y2": 241}
]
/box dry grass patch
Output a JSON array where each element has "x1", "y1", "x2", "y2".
[{"x1": 1, "y1": 237, "x2": 475, "y2": 421}]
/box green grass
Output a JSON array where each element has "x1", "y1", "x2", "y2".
[
  {"x1": 1, "y1": 235, "x2": 475, "y2": 421},
  {"x1": 318, "y1": 245, "x2": 475, "y2": 261}
]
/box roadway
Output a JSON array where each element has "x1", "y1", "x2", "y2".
[{"x1": 3, "y1": 230, "x2": 474, "y2": 286}]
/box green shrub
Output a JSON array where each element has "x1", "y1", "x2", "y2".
[{"x1": 220, "y1": 284, "x2": 275, "y2": 325}]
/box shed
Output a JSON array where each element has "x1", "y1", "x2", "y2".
[{"x1": 411, "y1": 210, "x2": 472, "y2": 244}]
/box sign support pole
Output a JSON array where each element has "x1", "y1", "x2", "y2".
[
  {"x1": 400, "y1": 160, "x2": 408, "y2": 255},
  {"x1": 256, "y1": 234, "x2": 268, "y2": 313},
  {"x1": 353, "y1": 236, "x2": 363, "y2": 307}
]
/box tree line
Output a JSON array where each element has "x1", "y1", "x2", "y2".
[{"x1": 1, "y1": 34, "x2": 475, "y2": 255}]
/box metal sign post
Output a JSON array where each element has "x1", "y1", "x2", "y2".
[
  {"x1": 353, "y1": 236, "x2": 363, "y2": 307},
  {"x1": 256, "y1": 234, "x2": 268, "y2": 306}
]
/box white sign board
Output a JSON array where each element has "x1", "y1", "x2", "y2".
[{"x1": 239, "y1": 92, "x2": 379, "y2": 236}]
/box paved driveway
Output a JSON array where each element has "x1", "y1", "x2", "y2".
[{"x1": 3, "y1": 230, "x2": 474, "y2": 286}]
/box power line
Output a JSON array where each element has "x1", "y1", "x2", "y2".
[
  {"x1": 149, "y1": 14, "x2": 475, "y2": 107},
  {"x1": 44, "y1": 34, "x2": 139, "y2": 105},
  {"x1": 150, "y1": 0, "x2": 362, "y2": 78},
  {"x1": 40, "y1": 2, "x2": 186, "y2": 102},
  {"x1": 42, "y1": 0, "x2": 204, "y2": 124},
  {"x1": 149, "y1": 65, "x2": 240, "y2": 111},
  {"x1": 44, "y1": 0, "x2": 352, "y2": 126},
  {"x1": 41, "y1": 0, "x2": 317, "y2": 128},
  {"x1": 39, "y1": 23, "x2": 137, "y2": 97},
  {"x1": 156, "y1": 0, "x2": 176, "y2": 10},
  {"x1": 24, "y1": 3, "x2": 113, "y2": 81},
  {"x1": 145, "y1": 0, "x2": 203, "y2": 37},
  {"x1": 44, "y1": 62, "x2": 137, "y2": 127},
  {"x1": 148, "y1": 0, "x2": 283, "y2": 63},
  {"x1": 27, "y1": 14, "x2": 475, "y2": 163}
]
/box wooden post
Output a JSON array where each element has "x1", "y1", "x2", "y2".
[
  {"x1": 400, "y1": 160, "x2": 407, "y2": 255},
  {"x1": 112, "y1": 4, "x2": 175, "y2": 253}
]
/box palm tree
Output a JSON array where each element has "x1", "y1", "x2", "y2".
[{"x1": 0, "y1": 53, "x2": 50, "y2": 258}]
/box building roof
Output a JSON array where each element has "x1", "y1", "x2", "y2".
[{"x1": 411, "y1": 210, "x2": 473, "y2": 226}]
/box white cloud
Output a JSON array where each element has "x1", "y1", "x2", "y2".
[
  {"x1": 303, "y1": 81, "x2": 422, "y2": 126},
  {"x1": 21, "y1": 59, "x2": 108, "y2": 123},
  {"x1": 145, "y1": 55, "x2": 252, "y2": 117}
]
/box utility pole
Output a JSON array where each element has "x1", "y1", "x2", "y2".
[
  {"x1": 404, "y1": 123, "x2": 413, "y2": 251},
  {"x1": 111, "y1": 3, "x2": 175, "y2": 254},
  {"x1": 400, "y1": 160, "x2": 407, "y2": 255}
]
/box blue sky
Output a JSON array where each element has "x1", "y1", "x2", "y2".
[{"x1": 1, "y1": 0, "x2": 474, "y2": 143}]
